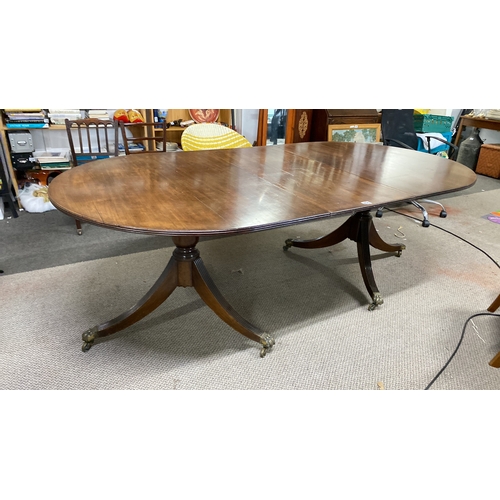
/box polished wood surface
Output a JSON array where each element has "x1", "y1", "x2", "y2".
[{"x1": 48, "y1": 142, "x2": 476, "y2": 236}]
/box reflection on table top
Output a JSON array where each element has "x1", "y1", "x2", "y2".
[{"x1": 48, "y1": 142, "x2": 477, "y2": 236}]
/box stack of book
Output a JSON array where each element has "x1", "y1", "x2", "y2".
[
  {"x1": 87, "y1": 110, "x2": 110, "y2": 120},
  {"x1": 117, "y1": 143, "x2": 145, "y2": 155},
  {"x1": 32, "y1": 150, "x2": 71, "y2": 170},
  {"x1": 47, "y1": 109, "x2": 83, "y2": 125},
  {"x1": 4, "y1": 109, "x2": 49, "y2": 128},
  {"x1": 486, "y1": 109, "x2": 500, "y2": 121}
]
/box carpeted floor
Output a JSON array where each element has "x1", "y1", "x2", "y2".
[{"x1": 1, "y1": 174, "x2": 500, "y2": 390}]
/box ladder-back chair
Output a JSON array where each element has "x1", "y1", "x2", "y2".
[
  {"x1": 118, "y1": 121, "x2": 169, "y2": 154},
  {"x1": 65, "y1": 118, "x2": 118, "y2": 234}
]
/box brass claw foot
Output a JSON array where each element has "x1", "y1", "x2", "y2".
[
  {"x1": 82, "y1": 341, "x2": 94, "y2": 352},
  {"x1": 368, "y1": 293, "x2": 384, "y2": 311},
  {"x1": 81, "y1": 326, "x2": 98, "y2": 353},
  {"x1": 283, "y1": 239, "x2": 294, "y2": 251},
  {"x1": 259, "y1": 334, "x2": 275, "y2": 358}
]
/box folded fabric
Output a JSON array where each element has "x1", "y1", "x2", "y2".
[{"x1": 416, "y1": 133, "x2": 448, "y2": 151}]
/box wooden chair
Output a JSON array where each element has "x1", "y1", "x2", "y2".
[
  {"x1": 181, "y1": 123, "x2": 252, "y2": 151},
  {"x1": 488, "y1": 293, "x2": 500, "y2": 367},
  {"x1": 65, "y1": 118, "x2": 118, "y2": 234},
  {"x1": 118, "y1": 121, "x2": 168, "y2": 155}
]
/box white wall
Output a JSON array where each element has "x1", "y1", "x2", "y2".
[{"x1": 241, "y1": 109, "x2": 259, "y2": 145}]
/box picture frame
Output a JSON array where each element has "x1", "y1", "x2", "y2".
[{"x1": 328, "y1": 123, "x2": 381, "y2": 143}]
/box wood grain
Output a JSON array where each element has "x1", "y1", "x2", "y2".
[{"x1": 48, "y1": 142, "x2": 477, "y2": 236}]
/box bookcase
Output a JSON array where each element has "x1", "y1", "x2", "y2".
[{"x1": 0, "y1": 109, "x2": 233, "y2": 205}]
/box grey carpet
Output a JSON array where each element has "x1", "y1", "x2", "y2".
[{"x1": 1, "y1": 175, "x2": 500, "y2": 390}]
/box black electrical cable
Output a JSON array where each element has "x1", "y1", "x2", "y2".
[
  {"x1": 424, "y1": 312, "x2": 500, "y2": 390},
  {"x1": 382, "y1": 208, "x2": 500, "y2": 389},
  {"x1": 385, "y1": 207, "x2": 500, "y2": 270}
]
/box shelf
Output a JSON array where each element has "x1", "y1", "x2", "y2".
[
  {"x1": 0, "y1": 110, "x2": 234, "y2": 205},
  {"x1": 1, "y1": 124, "x2": 66, "y2": 131}
]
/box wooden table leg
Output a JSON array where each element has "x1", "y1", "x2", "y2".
[
  {"x1": 283, "y1": 211, "x2": 405, "y2": 310},
  {"x1": 487, "y1": 293, "x2": 500, "y2": 313},
  {"x1": 81, "y1": 236, "x2": 274, "y2": 356},
  {"x1": 487, "y1": 293, "x2": 500, "y2": 368},
  {"x1": 489, "y1": 352, "x2": 500, "y2": 368}
]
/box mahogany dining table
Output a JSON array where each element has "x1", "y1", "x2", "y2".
[{"x1": 48, "y1": 142, "x2": 476, "y2": 356}]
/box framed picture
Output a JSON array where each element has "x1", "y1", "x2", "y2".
[{"x1": 328, "y1": 123, "x2": 381, "y2": 143}]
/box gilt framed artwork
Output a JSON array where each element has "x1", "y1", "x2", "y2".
[{"x1": 328, "y1": 123, "x2": 381, "y2": 143}]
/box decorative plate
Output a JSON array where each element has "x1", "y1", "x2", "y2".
[{"x1": 188, "y1": 109, "x2": 220, "y2": 123}]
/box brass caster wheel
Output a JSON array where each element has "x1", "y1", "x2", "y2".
[
  {"x1": 77, "y1": 230, "x2": 82, "y2": 235},
  {"x1": 368, "y1": 293, "x2": 383, "y2": 311},
  {"x1": 283, "y1": 238, "x2": 293, "y2": 251},
  {"x1": 82, "y1": 341, "x2": 93, "y2": 352},
  {"x1": 259, "y1": 334, "x2": 275, "y2": 357}
]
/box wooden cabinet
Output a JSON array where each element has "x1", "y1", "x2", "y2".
[
  {"x1": 309, "y1": 109, "x2": 380, "y2": 142},
  {"x1": 256, "y1": 109, "x2": 313, "y2": 146}
]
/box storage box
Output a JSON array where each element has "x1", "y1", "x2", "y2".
[
  {"x1": 11, "y1": 152, "x2": 33, "y2": 171},
  {"x1": 8, "y1": 132, "x2": 34, "y2": 153},
  {"x1": 413, "y1": 114, "x2": 453, "y2": 133},
  {"x1": 476, "y1": 144, "x2": 500, "y2": 179}
]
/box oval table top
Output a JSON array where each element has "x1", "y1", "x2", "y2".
[{"x1": 48, "y1": 142, "x2": 477, "y2": 236}]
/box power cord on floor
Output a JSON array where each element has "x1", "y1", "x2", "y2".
[
  {"x1": 383, "y1": 208, "x2": 500, "y2": 389},
  {"x1": 385, "y1": 208, "x2": 500, "y2": 270},
  {"x1": 424, "y1": 312, "x2": 500, "y2": 390}
]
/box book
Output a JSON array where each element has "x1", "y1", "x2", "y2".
[
  {"x1": 40, "y1": 166, "x2": 71, "y2": 170},
  {"x1": 6, "y1": 123, "x2": 48, "y2": 129}
]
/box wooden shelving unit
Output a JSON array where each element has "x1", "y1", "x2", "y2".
[
  {"x1": 0, "y1": 112, "x2": 24, "y2": 203},
  {"x1": 0, "y1": 109, "x2": 234, "y2": 202}
]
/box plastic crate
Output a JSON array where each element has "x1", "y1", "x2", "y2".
[{"x1": 413, "y1": 114, "x2": 453, "y2": 133}]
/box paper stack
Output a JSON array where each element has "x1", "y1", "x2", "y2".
[
  {"x1": 88, "y1": 110, "x2": 110, "y2": 120},
  {"x1": 47, "y1": 109, "x2": 83, "y2": 125},
  {"x1": 33, "y1": 149, "x2": 71, "y2": 170},
  {"x1": 486, "y1": 109, "x2": 500, "y2": 120}
]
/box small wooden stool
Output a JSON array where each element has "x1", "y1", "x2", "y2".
[{"x1": 488, "y1": 293, "x2": 500, "y2": 368}]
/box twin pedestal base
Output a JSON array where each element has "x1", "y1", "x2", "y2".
[
  {"x1": 284, "y1": 211, "x2": 405, "y2": 310},
  {"x1": 81, "y1": 211, "x2": 404, "y2": 355}
]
